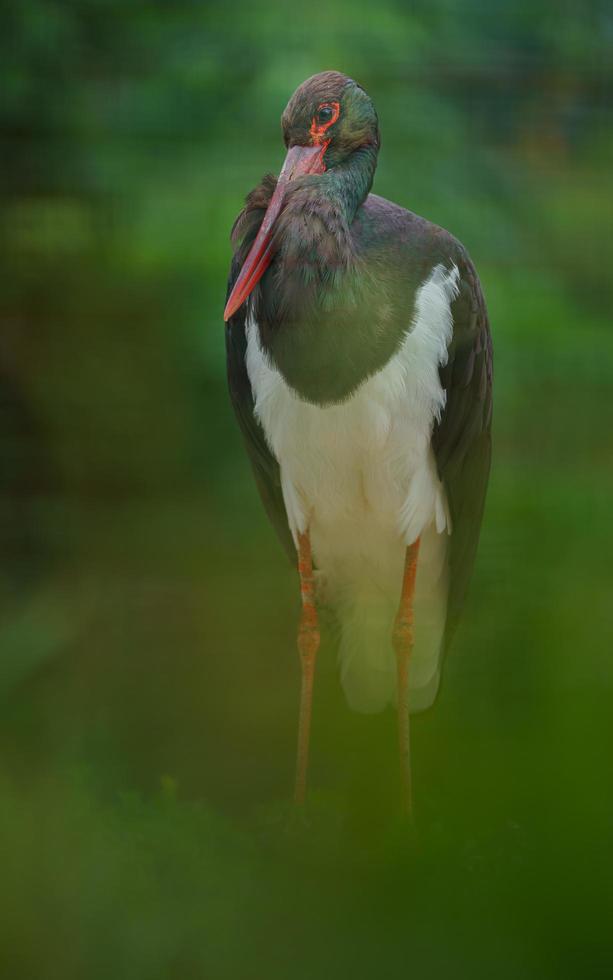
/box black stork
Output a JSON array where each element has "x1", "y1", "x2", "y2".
[{"x1": 224, "y1": 71, "x2": 492, "y2": 815}]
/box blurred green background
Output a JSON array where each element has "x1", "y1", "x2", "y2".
[{"x1": 2, "y1": 0, "x2": 613, "y2": 976}]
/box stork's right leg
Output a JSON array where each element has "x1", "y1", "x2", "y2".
[
  {"x1": 392, "y1": 538, "x2": 421, "y2": 817},
  {"x1": 293, "y1": 530, "x2": 320, "y2": 807}
]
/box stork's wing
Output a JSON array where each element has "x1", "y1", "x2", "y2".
[
  {"x1": 432, "y1": 254, "x2": 493, "y2": 648},
  {"x1": 225, "y1": 254, "x2": 295, "y2": 562}
]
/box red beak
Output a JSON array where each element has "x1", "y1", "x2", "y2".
[{"x1": 223, "y1": 143, "x2": 328, "y2": 322}]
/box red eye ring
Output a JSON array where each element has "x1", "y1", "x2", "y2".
[{"x1": 310, "y1": 101, "x2": 340, "y2": 145}]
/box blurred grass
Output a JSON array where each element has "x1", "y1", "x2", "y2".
[{"x1": 1, "y1": 0, "x2": 613, "y2": 977}]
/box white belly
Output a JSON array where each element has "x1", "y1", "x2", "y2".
[{"x1": 245, "y1": 264, "x2": 459, "y2": 712}]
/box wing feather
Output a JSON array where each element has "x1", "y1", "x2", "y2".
[
  {"x1": 225, "y1": 251, "x2": 294, "y2": 562},
  {"x1": 432, "y1": 253, "x2": 493, "y2": 647}
]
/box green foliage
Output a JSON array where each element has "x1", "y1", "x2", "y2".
[{"x1": 1, "y1": 1, "x2": 613, "y2": 976}]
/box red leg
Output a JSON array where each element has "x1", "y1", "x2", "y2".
[
  {"x1": 392, "y1": 538, "x2": 421, "y2": 817},
  {"x1": 294, "y1": 530, "x2": 320, "y2": 807}
]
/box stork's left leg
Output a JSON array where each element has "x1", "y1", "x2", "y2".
[
  {"x1": 293, "y1": 530, "x2": 320, "y2": 807},
  {"x1": 393, "y1": 538, "x2": 421, "y2": 817}
]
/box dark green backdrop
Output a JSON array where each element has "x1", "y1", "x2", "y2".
[{"x1": 1, "y1": 1, "x2": 612, "y2": 976}]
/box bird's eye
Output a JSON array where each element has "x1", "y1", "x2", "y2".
[{"x1": 310, "y1": 101, "x2": 340, "y2": 141}]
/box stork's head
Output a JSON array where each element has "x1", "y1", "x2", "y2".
[
  {"x1": 223, "y1": 72, "x2": 379, "y2": 322},
  {"x1": 281, "y1": 71, "x2": 380, "y2": 169}
]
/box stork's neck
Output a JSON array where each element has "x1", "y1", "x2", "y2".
[
  {"x1": 319, "y1": 143, "x2": 378, "y2": 223},
  {"x1": 253, "y1": 144, "x2": 395, "y2": 403},
  {"x1": 264, "y1": 142, "x2": 379, "y2": 304}
]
